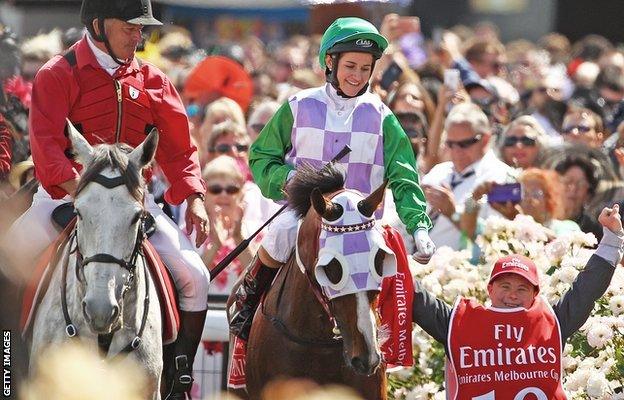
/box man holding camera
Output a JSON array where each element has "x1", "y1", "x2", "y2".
[{"x1": 421, "y1": 102, "x2": 513, "y2": 250}]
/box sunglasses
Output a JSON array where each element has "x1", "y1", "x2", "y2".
[
  {"x1": 445, "y1": 134, "x2": 482, "y2": 149},
  {"x1": 561, "y1": 125, "x2": 592, "y2": 134},
  {"x1": 207, "y1": 184, "x2": 241, "y2": 195},
  {"x1": 209, "y1": 143, "x2": 249, "y2": 153},
  {"x1": 502, "y1": 136, "x2": 537, "y2": 147},
  {"x1": 522, "y1": 188, "x2": 545, "y2": 200}
]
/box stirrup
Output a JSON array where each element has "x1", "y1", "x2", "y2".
[{"x1": 165, "y1": 355, "x2": 193, "y2": 400}]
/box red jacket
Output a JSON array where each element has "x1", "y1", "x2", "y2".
[
  {"x1": 0, "y1": 114, "x2": 11, "y2": 177},
  {"x1": 29, "y1": 36, "x2": 205, "y2": 204}
]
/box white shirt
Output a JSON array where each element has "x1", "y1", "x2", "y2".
[
  {"x1": 85, "y1": 33, "x2": 121, "y2": 76},
  {"x1": 421, "y1": 150, "x2": 513, "y2": 250}
]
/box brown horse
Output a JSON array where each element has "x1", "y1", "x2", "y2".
[{"x1": 228, "y1": 164, "x2": 395, "y2": 400}]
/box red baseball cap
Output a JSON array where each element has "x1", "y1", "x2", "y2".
[{"x1": 488, "y1": 254, "x2": 540, "y2": 289}]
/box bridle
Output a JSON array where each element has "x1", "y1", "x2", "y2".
[{"x1": 60, "y1": 173, "x2": 151, "y2": 358}]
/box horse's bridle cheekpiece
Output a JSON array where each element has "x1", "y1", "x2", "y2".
[{"x1": 61, "y1": 172, "x2": 151, "y2": 358}]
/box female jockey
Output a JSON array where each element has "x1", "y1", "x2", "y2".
[{"x1": 230, "y1": 17, "x2": 436, "y2": 340}]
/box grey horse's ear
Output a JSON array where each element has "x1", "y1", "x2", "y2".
[
  {"x1": 66, "y1": 118, "x2": 94, "y2": 166},
  {"x1": 129, "y1": 127, "x2": 159, "y2": 170}
]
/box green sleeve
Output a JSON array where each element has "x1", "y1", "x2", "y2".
[
  {"x1": 248, "y1": 102, "x2": 295, "y2": 200},
  {"x1": 383, "y1": 113, "x2": 432, "y2": 234}
]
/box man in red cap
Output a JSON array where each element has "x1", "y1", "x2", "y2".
[{"x1": 412, "y1": 204, "x2": 623, "y2": 399}]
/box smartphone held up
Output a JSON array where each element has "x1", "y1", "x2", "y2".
[
  {"x1": 487, "y1": 183, "x2": 522, "y2": 204},
  {"x1": 380, "y1": 61, "x2": 403, "y2": 91}
]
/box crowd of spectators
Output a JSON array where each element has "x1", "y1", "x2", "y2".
[{"x1": 1, "y1": 13, "x2": 624, "y2": 292}]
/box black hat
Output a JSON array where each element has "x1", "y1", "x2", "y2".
[{"x1": 80, "y1": 0, "x2": 162, "y2": 27}]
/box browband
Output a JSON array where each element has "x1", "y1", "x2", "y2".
[{"x1": 320, "y1": 219, "x2": 375, "y2": 233}]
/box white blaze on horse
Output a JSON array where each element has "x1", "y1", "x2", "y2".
[{"x1": 29, "y1": 121, "x2": 163, "y2": 399}]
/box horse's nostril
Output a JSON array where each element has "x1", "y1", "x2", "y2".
[
  {"x1": 82, "y1": 300, "x2": 90, "y2": 321},
  {"x1": 110, "y1": 305, "x2": 119, "y2": 322}
]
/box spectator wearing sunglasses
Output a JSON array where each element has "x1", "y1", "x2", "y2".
[
  {"x1": 206, "y1": 120, "x2": 251, "y2": 180},
  {"x1": 206, "y1": 119, "x2": 281, "y2": 236},
  {"x1": 421, "y1": 103, "x2": 513, "y2": 250},
  {"x1": 560, "y1": 107, "x2": 605, "y2": 148},
  {"x1": 498, "y1": 115, "x2": 548, "y2": 169},
  {"x1": 197, "y1": 97, "x2": 246, "y2": 166},
  {"x1": 199, "y1": 155, "x2": 257, "y2": 294}
]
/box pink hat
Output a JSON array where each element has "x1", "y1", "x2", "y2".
[{"x1": 489, "y1": 254, "x2": 539, "y2": 289}]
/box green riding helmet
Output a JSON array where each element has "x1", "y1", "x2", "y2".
[{"x1": 318, "y1": 17, "x2": 388, "y2": 69}]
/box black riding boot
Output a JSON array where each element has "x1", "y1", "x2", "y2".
[
  {"x1": 165, "y1": 310, "x2": 207, "y2": 400},
  {"x1": 229, "y1": 255, "x2": 278, "y2": 340}
]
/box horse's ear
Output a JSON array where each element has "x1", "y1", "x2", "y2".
[
  {"x1": 310, "y1": 188, "x2": 342, "y2": 221},
  {"x1": 66, "y1": 118, "x2": 94, "y2": 165},
  {"x1": 357, "y1": 180, "x2": 387, "y2": 218},
  {"x1": 129, "y1": 128, "x2": 159, "y2": 170},
  {"x1": 311, "y1": 188, "x2": 328, "y2": 216}
]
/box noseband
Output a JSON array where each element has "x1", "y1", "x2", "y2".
[{"x1": 61, "y1": 173, "x2": 151, "y2": 357}]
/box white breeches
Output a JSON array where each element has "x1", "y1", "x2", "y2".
[
  {"x1": 260, "y1": 209, "x2": 299, "y2": 263},
  {"x1": 2, "y1": 186, "x2": 209, "y2": 311}
]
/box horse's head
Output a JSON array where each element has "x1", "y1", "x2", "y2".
[
  {"x1": 290, "y1": 164, "x2": 396, "y2": 376},
  {"x1": 66, "y1": 120, "x2": 158, "y2": 334}
]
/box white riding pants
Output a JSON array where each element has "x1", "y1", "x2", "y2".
[
  {"x1": 2, "y1": 186, "x2": 209, "y2": 311},
  {"x1": 260, "y1": 209, "x2": 299, "y2": 263}
]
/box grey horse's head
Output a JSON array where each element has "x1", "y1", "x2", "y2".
[{"x1": 67, "y1": 120, "x2": 158, "y2": 334}]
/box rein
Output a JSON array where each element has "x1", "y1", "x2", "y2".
[
  {"x1": 60, "y1": 172, "x2": 151, "y2": 358},
  {"x1": 261, "y1": 258, "x2": 342, "y2": 347}
]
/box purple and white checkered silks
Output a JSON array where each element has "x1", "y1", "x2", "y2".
[
  {"x1": 285, "y1": 85, "x2": 391, "y2": 218},
  {"x1": 296, "y1": 190, "x2": 397, "y2": 300}
]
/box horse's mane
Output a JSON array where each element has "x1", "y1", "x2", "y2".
[
  {"x1": 75, "y1": 143, "x2": 144, "y2": 202},
  {"x1": 286, "y1": 162, "x2": 345, "y2": 218}
]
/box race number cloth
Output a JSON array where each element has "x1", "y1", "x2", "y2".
[
  {"x1": 378, "y1": 225, "x2": 414, "y2": 368},
  {"x1": 446, "y1": 297, "x2": 565, "y2": 400}
]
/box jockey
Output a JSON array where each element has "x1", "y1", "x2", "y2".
[
  {"x1": 0, "y1": 0, "x2": 209, "y2": 398},
  {"x1": 229, "y1": 17, "x2": 436, "y2": 341}
]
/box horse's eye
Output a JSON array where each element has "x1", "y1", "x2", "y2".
[{"x1": 324, "y1": 259, "x2": 343, "y2": 285}]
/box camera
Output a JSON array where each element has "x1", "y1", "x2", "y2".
[
  {"x1": 380, "y1": 61, "x2": 403, "y2": 91},
  {"x1": 487, "y1": 183, "x2": 521, "y2": 204}
]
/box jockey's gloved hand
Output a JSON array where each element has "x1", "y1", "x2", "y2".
[{"x1": 413, "y1": 228, "x2": 435, "y2": 264}]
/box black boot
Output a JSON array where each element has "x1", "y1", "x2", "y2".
[
  {"x1": 164, "y1": 310, "x2": 207, "y2": 400},
  {"x1": 229, "y1": 256, "x2": 278, "y2": 340}
]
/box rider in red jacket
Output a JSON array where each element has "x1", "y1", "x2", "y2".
[{"x1": 3, "y1": 1, "x2": 209, "y2": 398}]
